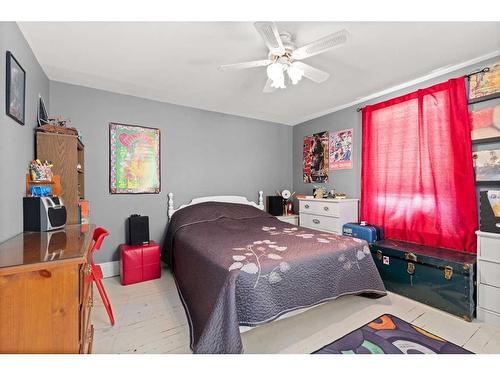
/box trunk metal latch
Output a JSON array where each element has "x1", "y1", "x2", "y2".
[
  {"x1": 405, "y1": 252, "x2": 416, "y2": 275},
  {"x1": 407, "y1": 262, "x2": 415, "y2": 275},
  {"x1": 444, "y1": 266, "x2": 453, "y2": 280},
  {"x1": 405, "y1": 252, "x2": 417, "y2": 262}
]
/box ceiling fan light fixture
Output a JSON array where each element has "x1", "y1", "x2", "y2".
[
  {"x1": 287, "y1": 63, "x2": 304, "y2": 85},
  {"x1": 219, "y1": 22, "x2": 348, "y2": 93},
  {"x1": 267, "y1": 63, "x2": 286, "y2": 89}
]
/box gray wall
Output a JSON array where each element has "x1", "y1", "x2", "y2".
[
  {"x1": 0, "y1": 22, "x2": 50, "y2": 243},
  {"x1": 293, "y1": 55, "x2": 500, "y2": 200},
  {"x1": 49, "y1": 81, "x2": 292, "y2": 263}
]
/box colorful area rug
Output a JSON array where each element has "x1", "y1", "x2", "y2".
[{"x1": 313, "y1": 314, "x2": 472, "y2": 354}]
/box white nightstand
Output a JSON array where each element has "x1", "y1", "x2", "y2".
[
  {"x1": 477, "y1": 230, "x2": 500, "y2": 327},
  {"x1": 298, "y1": 197, "x2": 359, "y2": 234},
  {"x1": 276, "y1": 215, "x2": 299, "y2": 225}
]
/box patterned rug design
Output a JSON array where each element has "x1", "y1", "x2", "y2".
[{"x1": 313, "y1": 314, "x2": 472, "y2": 354}]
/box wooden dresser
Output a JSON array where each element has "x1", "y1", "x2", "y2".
[
  {"x1": 0, "y1": 224, "x2": 95, "y2": 353},
  {"x1": 298, "y1": 197, "x2": 359, "y2": 234}
]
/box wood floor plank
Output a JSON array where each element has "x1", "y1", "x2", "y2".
[{"x1": 93, "y1": 269, "x2": 500, "y2": 354}]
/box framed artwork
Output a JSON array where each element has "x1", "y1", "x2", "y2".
[
  {"x1": 109, "y1": 122, "x2": 161, "y2": 194},
  {"x1": 468, "y1": 61, "x2": 500, "y2": 104},
  {"x1": 303, "y1": 131, "x2": 329, "y2": 183},
  {"x1": 5, "y1": 51, "x2": 26, "y2": 125},
  {"x1": 329, "y1": 128, "x2": 353, "y2": 170},
  {"x1": 473, "y1": 149, "x2": 500, "y2": 182},
  {"x1": 470, "y1": 104, "x2": 500, "y2": 144}
]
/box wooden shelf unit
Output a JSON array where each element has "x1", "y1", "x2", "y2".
[{"x1": 35, "y1": 132, "x2": 85, "y2": 224}]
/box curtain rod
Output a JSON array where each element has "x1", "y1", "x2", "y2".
[{"x1": 355, "y1": 66, "x2": 491, "y2": 113}]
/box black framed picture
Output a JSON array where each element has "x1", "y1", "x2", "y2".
[{"x1": 6, "y1": 51, "x2": 26, "y2": 125}]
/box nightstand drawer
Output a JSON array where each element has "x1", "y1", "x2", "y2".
[
  {"x1": 479, "y1": 260, "x2": 500, "y2": 288},
  {"x1": 299, "y1": 200, "x2": 339, "y2": 217},
  {"x1": 479, "y1": 284, "x2": 500, "y2": 314},
  {"x1": 300, "y1": 213, "x2": 340, "y2": 233}
]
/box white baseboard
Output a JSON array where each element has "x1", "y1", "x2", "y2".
[{"x1": 99, "y1": 260, "x2": 120, "y2": 278}]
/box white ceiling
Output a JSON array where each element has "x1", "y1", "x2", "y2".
[{"x1": 18, "y1": 22, "x2": 500, "y2": 125}]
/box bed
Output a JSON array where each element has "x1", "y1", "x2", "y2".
[{"x1": 162, "y1": 191, "x2": 386, "y2": 354}]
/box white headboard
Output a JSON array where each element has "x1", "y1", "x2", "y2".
[{"x1": 168, "y1": 191, "x2": 264, "y2": 219}]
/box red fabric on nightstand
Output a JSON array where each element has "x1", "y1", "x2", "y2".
[{"x1": 120, "y1": 241, "x2": 161, "y2": 285}]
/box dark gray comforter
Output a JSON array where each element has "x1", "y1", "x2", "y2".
[{"x1": 162, "y1": 202, "x2": 386, "y2": 354}]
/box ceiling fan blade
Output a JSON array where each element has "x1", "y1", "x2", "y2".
[
  {"x1": 292, "y1": 29, "x2": 349, "y2": 60},
  {"x1": 218, "y1": 59, "x2": 272, "y2": 71},
  {"x1": 263, "y1": 78, "x2": 277, "y2": 93},
  {"x1": 254, "y1": 22, "x2": 285, "y2": 56},
  {"x1": 293, "y1": 62, "x2": 330, "y2": 83}
]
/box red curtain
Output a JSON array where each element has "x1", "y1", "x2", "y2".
[{"x1": 361, "y1": 78, "x2": 478, "y2": 253}]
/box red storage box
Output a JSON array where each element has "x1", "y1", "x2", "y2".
[{"x1": 120, "y1": 241, "x2": 161, "y2": 285}]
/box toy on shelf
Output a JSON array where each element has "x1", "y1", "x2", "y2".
[
  {"x1": 29, "y1": 159, "x2": 53, "y2": 181},
  {"x1": 313, "y1": 185, "x2": 326, "y2": 199},
  {"x1": 26, "y1": 159, "x2": 61, "y2": 197}
]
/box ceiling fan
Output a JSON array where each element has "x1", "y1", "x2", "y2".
[{"x1": 218, "y1": 22, "x2": 349, "y2": 93}]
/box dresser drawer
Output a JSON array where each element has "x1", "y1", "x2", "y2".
[
  {"x1": 300, "y1": 213, "x2": 340, "y2": 233},
  {"x1": 478, "y1": 235, "x2": 500, "y2": 262},
  {"x1": 299, "y1": 200, "x2": 339, "y2": 217},
  {"x1": 479, "y1": 260, "x2": 500, "y2": 288},
  {"x1": 477, "y1": 307, "x2": 500, "y2": 326},
  {"x1": 478, "y1": 284, "x2": 500, "y2": 313}
]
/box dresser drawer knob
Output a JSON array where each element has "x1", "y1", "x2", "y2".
[
  {"x1": 313, "y1": 219, "x2": 320, "y2": 224},
  {"x1": 323, "y1": 206, "x2": 329, "y2": 211},
  {"x1": 304, "y1": 204, "x2": 310, "y2": 209}
]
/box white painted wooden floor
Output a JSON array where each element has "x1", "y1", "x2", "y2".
[{"x1": 92, "y1": 266, "x2": 500, "y2": 354}]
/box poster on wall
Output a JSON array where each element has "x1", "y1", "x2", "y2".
[
  {"x1": 303, "y1": 131, "x2": 329, "y2": 183},
  {"x1": 468, "y1": 61, "x2": 500, "y2": 104},
  {"x1": 109, "y1": 122, "x2": 161, "y2": 194},
  {"x1": 329, "y1": 128, "x2": 353, "y2": 170},
  {"x1": 470, "y1": 105, "x2": 500, "y2": 142},
  {"x1": 303, "y1": 135, "x2": 314, "y2": 183}
]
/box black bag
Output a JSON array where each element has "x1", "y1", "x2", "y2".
[{"x1": 370, "y1": 239, "x2": 476, "y2": 321}]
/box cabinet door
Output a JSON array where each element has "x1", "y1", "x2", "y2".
[
  {"x1": 36, "y1": 133, "x2": 79, "y2": 224},
  {"x1": 0, "y1": 265, "x2": 80, "y2": 353}
]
